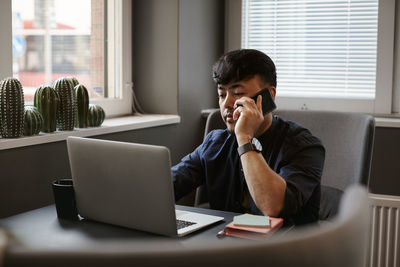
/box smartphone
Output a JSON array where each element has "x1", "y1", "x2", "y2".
[{"x1": 251, "y1": 88, "x2": 277, "y2": 115}]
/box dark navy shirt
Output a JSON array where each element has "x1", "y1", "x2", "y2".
[{"x1": 172, "y1": 115, "x2": 325, "y2": 225}]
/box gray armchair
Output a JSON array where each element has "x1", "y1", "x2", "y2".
[{"x1": 196, "y1": 109, "x2": 375, "y2": 220}]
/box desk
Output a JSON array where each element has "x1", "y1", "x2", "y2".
[
  {"x1": 0, "y1": 204, "x2": 239, "y2": 247},
  {"x1": 0, "y1": 205, "x2": 248, "y2": 266},
  {"x1": 0, "y1": 205, "x2": 294, "y2": 267}
]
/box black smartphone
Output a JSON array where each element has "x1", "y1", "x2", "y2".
[{"x1": 251, "y1": 88, "x2": 277, "y2": 115}]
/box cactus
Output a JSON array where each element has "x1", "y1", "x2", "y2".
[
  {"x1": 34, "y1": 85, "x2": 60, "y2": 133},
  {"x1": 66, "y1": 77, "x2": 79, "y2": 87},
  {"x1": 87, "y1": 104, "x2": 105, "y2": 127},
  {"x1": 24, "y1": 106, "x2": 43, "y2": 136},
  {"x1": 74, "y1": 84, "x2": 89, "y2": 128},
  {"x1": 0, "y1": 77, "x2": 25, "y2": 138},
  {"x1": 53, "y1": 77, "x2": 76, "y2": 131}
]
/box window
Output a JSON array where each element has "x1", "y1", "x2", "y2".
[
  {"x1": 12, "y1": 0, "x2": 104, "y2": 101},
  {"x1": 231, "y1": 0, "x2": 395, "y2": 114},
  {"x1": 8, "y1": 0, "x2": 132, "y2": 117}
]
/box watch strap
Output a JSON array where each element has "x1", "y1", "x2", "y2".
[{"x1": 237, "y1": 142, "x2": 255, "y2": 157}]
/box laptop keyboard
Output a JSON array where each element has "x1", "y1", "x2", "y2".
[{"x1": 176, "y1": 219, "x2": 197, "y2": 230}]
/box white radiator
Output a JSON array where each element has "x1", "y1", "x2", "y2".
[{"x1": 368, "y1": 193, "x2": 400, "y2": 267}]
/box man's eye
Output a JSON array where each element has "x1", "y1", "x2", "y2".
[
  {"x1": 233, "y1": 93, "x2": 244, "y2": 98},
  {"x1": 218, "y1": 94, "x2": 226, "y2": 99}
]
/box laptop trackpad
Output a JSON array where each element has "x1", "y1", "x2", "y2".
[
  {"x1": 175, "y1": 210, "x2": 189, "y2": 217},
  {"x1": 175, "y1": 209, "x2": 223, "y2": 225},
  {"x1": 175, "y1": 209, "x2": 224, "y2": 236}
]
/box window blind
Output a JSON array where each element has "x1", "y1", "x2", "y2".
[{"x1": 242, "y1": 0, "x2": 378, "y2": 99}]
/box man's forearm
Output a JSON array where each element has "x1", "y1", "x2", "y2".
[{"x1": 240, "y1": 151, "x2": 286, "y2": 217}]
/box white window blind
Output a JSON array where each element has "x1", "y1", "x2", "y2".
[{"x1": 242, "y1": 0, "x2": 378, "y2": 99}]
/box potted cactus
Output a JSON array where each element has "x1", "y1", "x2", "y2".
[
  {"x1": 88, "y1": 104, "x2": 105, "y2": 127},
  {"x1": 74, "y1": 84, "x2": 89, "y2": 128},
  {"x1": 24, "y1": 106, "x2": 43, "y2": 136},
  {"x1": 34, "y1": 85, "x2": 60, "y2": 133},
  {"x1": 0, "y1": 77, "x2": 25, "y2": 138},
  {"x1": 53, "y1": 77, "x2": 76, "y2": 131}
]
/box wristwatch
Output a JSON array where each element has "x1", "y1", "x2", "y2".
[{"x1": 237, "y1": 137, "x2": 263, "y2": 157}]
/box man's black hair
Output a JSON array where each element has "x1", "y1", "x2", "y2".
[{"x1": 212, "y1": 49, "x2": 276, "y2": 87}]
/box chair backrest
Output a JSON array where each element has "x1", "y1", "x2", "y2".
[
  {"x1": 190, "y1": 185, "x2": 369, "y2": 267},
  {"x1": 203, "y1": 109, "x2": 226, "y2": 140},
  {"x1": 0, "y1": 230, "x2": 6, "y2": 267},
  {"x1": 6, "y1": 185, "x2": 369, "y2": 267},
  {"x1": 198, "y1": 109, "x2": 375, "y2": 220},
  {"x1": 274, "y1": 109, "x2": 375, "y2": 189}
]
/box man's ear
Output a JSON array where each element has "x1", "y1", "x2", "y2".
[{"x1": 268, "y1": 86, "x2": 276, "y2": 100}]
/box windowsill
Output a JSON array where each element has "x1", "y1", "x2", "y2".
[
  {"x1": 0, "y1": 114, "x2": 180, "y2": 151},
  {"x1": 374, "y1": 117, "x2": 400, "y2": 128}
]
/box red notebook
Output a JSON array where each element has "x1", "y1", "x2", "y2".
[{"x1": 222, "y1": 217, "x2": 284, "y2": 240}]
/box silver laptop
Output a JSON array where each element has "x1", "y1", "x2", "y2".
[{"x1": 66, "y1": 136, "x2": 223, "y2": 237}]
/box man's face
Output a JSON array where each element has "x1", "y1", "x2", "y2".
[{"x1": 217, "y1": 75, "x2": 274, "y2": 132}]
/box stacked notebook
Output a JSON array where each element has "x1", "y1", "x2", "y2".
[{"x1": 221, "y1": 214, "x2": 284, "y2": 240}]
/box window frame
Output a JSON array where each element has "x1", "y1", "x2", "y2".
[
  {"x1": 94, "y1": 0, "x2": 133, "y2": 117},
  {"x1": 2, "y1": 0, "x2": 133, "y2": 118},
  {"x1": 226, "y1": 0, "x2": 395, "y2": 114}
]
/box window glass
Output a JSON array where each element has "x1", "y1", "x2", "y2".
[
  {"x1": 12, "y1": 0, "x2": 105, "y2": 102},
  {"x1": 242, "y1": 0, "x2": 378, "y2": 99}
]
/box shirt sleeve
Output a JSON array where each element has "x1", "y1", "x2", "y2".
[
  {"x1": 277, "y1": 141, "x2": 325, "y2": 222},
  {"x1": 171, "y1": 134, "x2": 211, "y2": 201}
]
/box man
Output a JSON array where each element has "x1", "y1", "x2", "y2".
[{"x1": 172, "y1": 49, "x2": 325, "y2": 225}]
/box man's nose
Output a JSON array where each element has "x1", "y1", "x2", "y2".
[{"x1": 223, "y1": 93, "x2": 236, "y2": 109}]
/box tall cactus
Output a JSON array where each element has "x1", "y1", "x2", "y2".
[
  {"x1": 53, "y1": 77, "x2": 76, "y2": 131},
  {"x1": 34, "y1": 85, "x2": 60, "y2": 133},
  {"x1": 74, "y1": 84, "x2": 89, "y2": 128},
  {"x1": 0, "y1": 77, "x2": 25, "y2": 138},
  {"x1": 24, "y1": 106, "x2": 43, "y2": 136}
]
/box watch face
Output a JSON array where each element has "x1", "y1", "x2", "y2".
[{"x1": 252, "y1": 138, "x2": 262, "y2": 152}]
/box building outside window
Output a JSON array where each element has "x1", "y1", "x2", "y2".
[{"x1": 12, "y1": 0, "x2": 105, "y2": 102}]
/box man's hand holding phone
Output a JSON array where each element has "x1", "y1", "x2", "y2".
[
  {"x1": 233, "y1": 94, "x2": 265, "y2": 144},
  {"x1": 233, "y1": 88, "x2": 276, "y2": 144}
]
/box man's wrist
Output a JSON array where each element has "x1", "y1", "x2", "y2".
[
  {"x1": 236, "y1": 134, "x2": 253, "y2": 146},
  {"x1": 237, "y1": 137, "x2": 263, "y2": 156}
]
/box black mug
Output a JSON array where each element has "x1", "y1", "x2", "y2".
[{"x1": 52, "y1": 179, "x2": 79, "y2": 220}]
